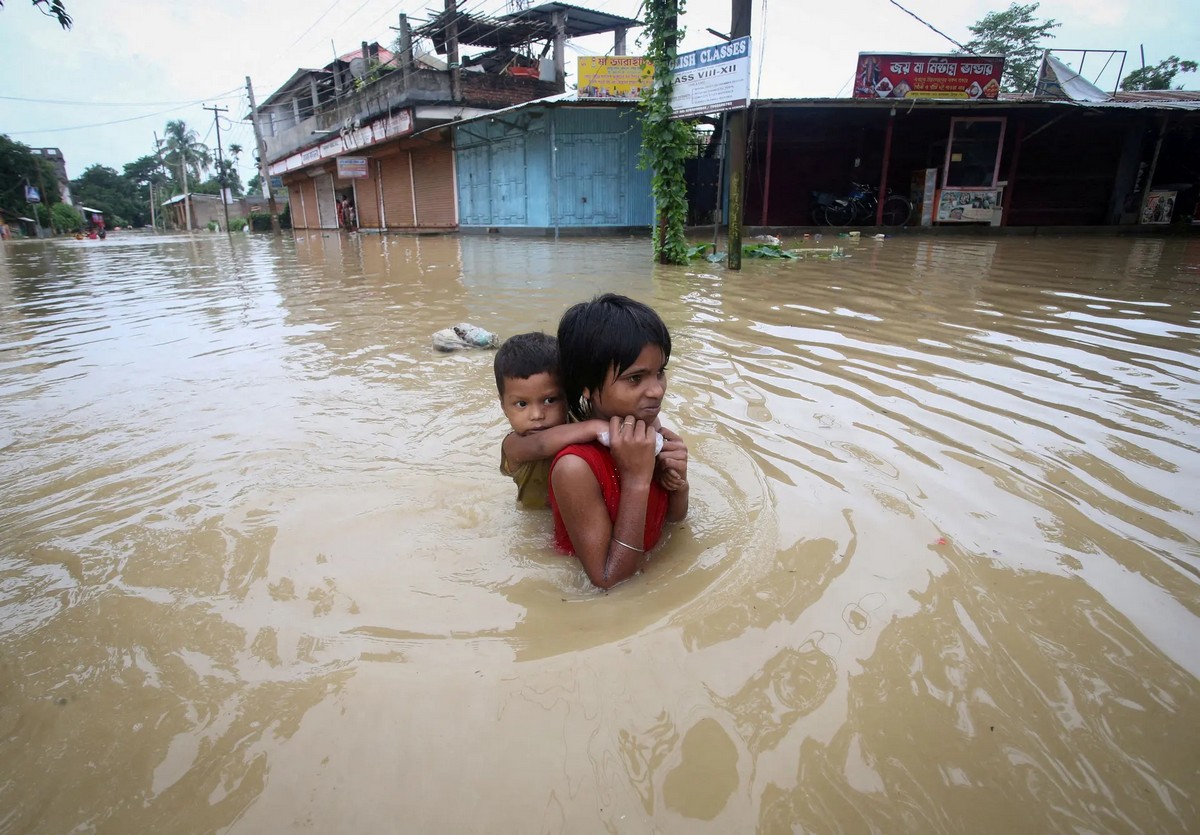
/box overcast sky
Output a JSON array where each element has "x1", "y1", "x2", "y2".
[{"x1": 1, "y1": 0, "x2": 1196, "y2": 189}]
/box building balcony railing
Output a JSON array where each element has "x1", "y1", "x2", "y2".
[{"x1": 262, "y1": 65, "x2": 558, "y2": 164}]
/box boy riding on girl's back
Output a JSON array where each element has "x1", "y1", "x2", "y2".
[{"x1": 496, "y1": 333, "x2": 608, "y2": 509}]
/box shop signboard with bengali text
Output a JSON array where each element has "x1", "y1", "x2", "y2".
[
  {"x1": 853, "y1": 53, "x2": 1005, "y2": 100},
  {"x1": 671, "y1": 36, "x2": 751, "y2": 118},
  {"x1": 337, "y1": 157, "x2": 369, "y2": 179},
  {"x1": 577, "y1": 56, "x2": 654, "y2": 99},
  {"x1": 267, "y1": 109, "x2": 414, "y2": 176}
]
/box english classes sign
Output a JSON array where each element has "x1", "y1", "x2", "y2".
[{"x1": 670, "y1": 36, "x2": 751, "y2": 118}]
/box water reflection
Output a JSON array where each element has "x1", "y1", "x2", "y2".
[{"x1": 1, "y1": 232, "x2": 1197, "y2": 831}]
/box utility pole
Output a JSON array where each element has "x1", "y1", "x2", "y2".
[
  {"x1": 148, "y1": 137, "x2": 160, "y2": 232},
  {"x1": 204, "y1": 104, "x2": 232, "y2": 235},
  {"x1": 446, "y1": 0, "x2": 461, "y2": 102},
  {"x1": 246, "y1": 76, "x2": 281, "y2": 235},
  {"x1": 153, "y1": 131, "x2": 168, "y2": 230},
  {"x1": 390, "y1": 14, "x2": 415, "y2": 88},
  {"x1": 25, "y1": 179, "x2": 41, "y2": 239},
  {"x1": 726, "y1": 0, "x2": 752, "y2": 270}
]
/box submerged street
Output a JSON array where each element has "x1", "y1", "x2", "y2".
[{"x1": 1, "y1": 231, "x2": 1198, "y2": 831}]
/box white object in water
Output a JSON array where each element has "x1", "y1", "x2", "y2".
[{"x1": 432, "y1": 323, "x2": 501, "y2": 351}]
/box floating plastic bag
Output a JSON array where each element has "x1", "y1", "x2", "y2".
[{"x1": 432, "y1": 323, "x2": 501, "y2": 352}]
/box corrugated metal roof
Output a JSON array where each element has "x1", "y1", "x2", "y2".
[{"x1": 754, "y1": 94, "x2": 1200, "y2": 112}]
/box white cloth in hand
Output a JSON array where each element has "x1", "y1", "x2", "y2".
[{"x1": 597, "y1": 429, "x2": 664, "y2": 455}]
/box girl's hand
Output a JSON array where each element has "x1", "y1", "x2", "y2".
[
  {"x1": 608, "y1": 415, "x2": 657, "y2": 487},
  {"x1": 656, "y1": 427, "x2": 689, "y2": 488},
  {"x1": 657, "y1": 465, "x2": 687, "y2": 492}
]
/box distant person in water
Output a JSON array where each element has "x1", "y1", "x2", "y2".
[{"x1": 549, "y1": 294, "x2": 689, "y2": 589}]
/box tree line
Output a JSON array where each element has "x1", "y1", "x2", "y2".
[
  {"x1": 0, "y1": 119, "x2": 256, "y2": 232},
  {"x1": 963, "y1": 3, "x2": 1195, "y2": 94}
]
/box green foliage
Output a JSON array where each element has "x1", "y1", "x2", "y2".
[
  {"x1": 279, "y1": 203, "x2": 292, "y2": 229},
  {"x1": 215, "y1": 159, "x2": 244, "y2": 197},
  {"x1": 962, "y1": 2, "x2": 1060, "y2": 93},
  {"x1": 70, "y1": 163, "x2": 145, "y2": 227},
  {"x1": 639, "y1": 0, "x2": 693, "y2": 265},
  {"x1": 246, "y1": 212, "x2": 275, "y2": 232},
  {"x1": 247, "y1": 173, "x2": 263, "y2": 195},
  {"x1": 50, "y1": 202, "x2": 82, "y2": 232},
  {"x1": 1121, "y1": 56, "x2": 1198, "y2": 91},
  {"x1": 0, "y1": 1, "x2": 72, "y2": 28},
  {"x1": 0, "y1": 134, "x2": 60, "y2": 217},
  {"x1": 161, "y1": 120, "x2": 211, "y2": 192}
]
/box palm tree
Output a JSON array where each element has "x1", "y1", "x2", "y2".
[
  {"x1": 161, "y1": 120, "x2": 212, "y2": 230},
  {"x1": 162, "y1": 120, "x2": 212, "y2": 191}
]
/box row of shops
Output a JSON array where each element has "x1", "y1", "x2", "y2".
[
  {"x1": 273, "y1": 92, "x2": 1200, "y2": 234},
  {"x1": 258, "y1": 6, "x2": 1199, "y2": 234}
]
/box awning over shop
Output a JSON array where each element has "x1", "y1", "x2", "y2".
[
  {"x1": 79, "y1": 206, "x2": 104, "y2": 214},
  {"x1": 18, "y1": 216, "x2": 36, "y2": 222}
]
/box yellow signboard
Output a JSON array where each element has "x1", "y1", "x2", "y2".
[{"x1": 577, "y1": 57, "x2": 654, "y2": 99}]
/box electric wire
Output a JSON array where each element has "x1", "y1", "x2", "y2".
[
  {"x1": 289, "y1": 0, "x2": 351, "y2": 50},
  {"x1": 885, "y1": 0, "x2": 969, "y2": 53},
  {"x1": 0, "y1": 91, "x2": 240, "y2": 107}
]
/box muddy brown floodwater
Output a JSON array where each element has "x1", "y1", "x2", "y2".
[{"x1": 1, "y1": 231, "x2": 1198, "y2": 832}]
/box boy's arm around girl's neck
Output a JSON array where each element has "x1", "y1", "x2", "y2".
[{"x1": 502, "y1": 419, "x2": 608, "y2": 467}]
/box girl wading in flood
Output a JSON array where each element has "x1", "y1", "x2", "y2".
[{"x1": 549, "y1": 294, "x2": 690, "y2": 589}]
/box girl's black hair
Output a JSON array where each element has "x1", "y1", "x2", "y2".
[{"x1": 557, "y1": 293, "x2": 671, "y2": 421}]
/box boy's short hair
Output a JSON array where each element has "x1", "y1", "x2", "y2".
[
  {"x1": 557, "y1": 293, "x2": 672, "y2": 421},
  {"x1": 493, "y1": 331, "x2": 559, "y2": 396}
]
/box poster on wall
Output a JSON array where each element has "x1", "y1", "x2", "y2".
[
  {"x1": 854, "y1": 53, "x2": 1004, "y2": 100},
  {"x1": 577, "y1": 57, "x2": 653, "y2": 99},
  {"x1": 1141, "y1": 190, "x2": 1176, "y2": 225},
  {"x1": 936, "y1": 188, "x2": 1002, "y2": 223}
]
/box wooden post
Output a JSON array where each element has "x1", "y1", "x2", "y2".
[
  {"x1": 725, "y1": 0, "x2": 752, "y2": 270},
  {"x1": 760, "y1": 107, "x2": 774, "y2": 226},
  {"x1": 1001, "y1": 119, "x2": 1025, "y2": 227},
  {"x1": 874, "y1": 108, "x2": 895, "y2": 226}
]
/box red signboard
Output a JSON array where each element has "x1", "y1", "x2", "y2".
[{"x1": 853, "y1": 53, "x2": 1005, "y2": 100}]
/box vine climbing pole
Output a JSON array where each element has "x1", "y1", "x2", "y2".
[
  {"x1": 726, "y1": 0, "x2": 752, "y2": 270},
  {"x1": 641, "y1": 0, "x2": 692, "y2": 265}
]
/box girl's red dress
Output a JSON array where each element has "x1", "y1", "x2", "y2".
[{"x1": 548, "y1": 442, "x2": 669, "y2": 555}]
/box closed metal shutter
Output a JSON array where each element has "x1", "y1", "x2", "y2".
[
  {"x1": 379, "y1": 153, "x2": 415, "y2": 228},
  {"x1": 282, "y1": 178, "x2": 302, "y2": 227},
  {"x1": 355, "y1": 163, "x2": 381, "y2": 229},
  {"x1": 302, "y1": 179, "x2": 320, "y2": 229},
  {"x1": 411, "y1": 145, "x2": 456, "y2": 228},
  {"x1": 315, "y1": 173, "x2": 337, "y2": 229}
]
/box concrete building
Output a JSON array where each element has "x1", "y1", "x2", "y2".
[
  {"x1": 30, "y1": 147, "x2": 73, "y2": 206},
  {"x1": 256, "y1": 4, "x2": 641, "y2": 233}
]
